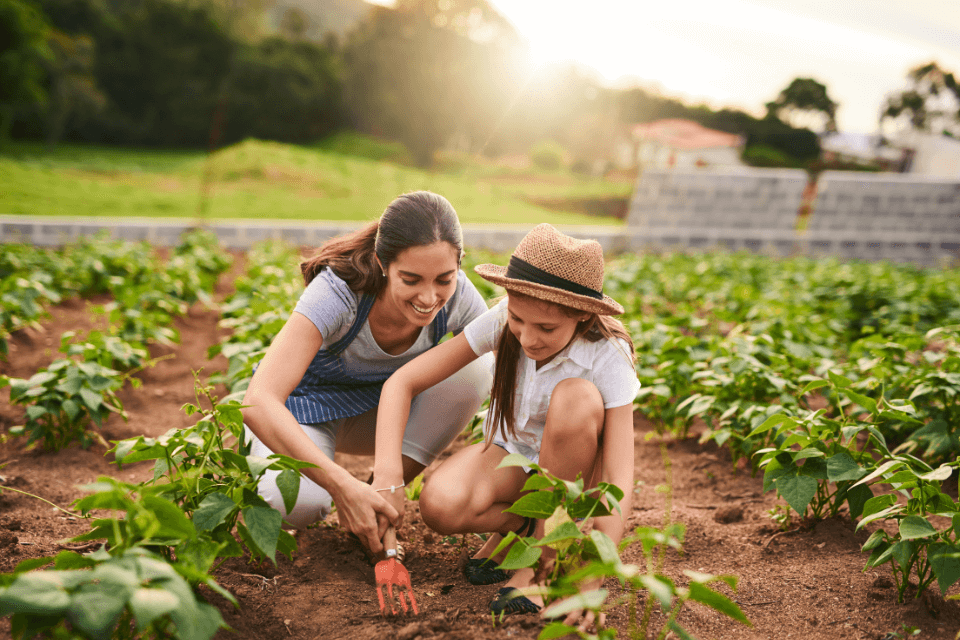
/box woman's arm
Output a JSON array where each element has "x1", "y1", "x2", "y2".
[
  {"x1": 241, "y1": 312, "x2": 398, "y2": 551},
  {"x1": 372, "y1": 332, "x2": 481, "y2": 505}
]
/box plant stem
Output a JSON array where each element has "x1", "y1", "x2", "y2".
[{"x1": 0, "y1": 486, "x2": 86, "y2": 519}]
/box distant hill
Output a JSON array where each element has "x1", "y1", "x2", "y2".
[{"x1": 269, "y1": 0, "x2": 375, "y2": 39}]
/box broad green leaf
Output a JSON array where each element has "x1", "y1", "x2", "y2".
[
  {"x1": 245, "y1": 455, "x2": 272, "y2": 478},
  {"x1": 129, "y1": 588, "x2": 179, "y2": 631},
  {"x1": 276, "y1": 469, "x2": 301, "y2": 516},
  {"x1": 899, "y1": 515, "x2": 937, "y2": 540},
  {"x1": 799, "y1": 379, "x2": 829, "y2": 395},
  {"x1": 69, "y1": 580, "x2": 129, "y2": 639},
  {"x1": 827, "y1": 451, "x2": 866, "y2": 482},
  {"x1": 242, "y1": 505, "x2": 283, "y2": 563},
  {"x1": 639, "y1": 575, "x2": 674, "y2": 609},
  {"x1": 522, "y1": 475, "x2": 554, "y2": 492},
  {"x1": 747, "y1": 413, "x2": 792, "y2": 438},
  {"x1": 827, "y1": 370, "x2": 852, "y2": 388},
  {"x1": 78, "y1": 387, "x2": 103, "y2": 412},
  {"x1": 845, "y1": 483, "x2": 873, "y2": 519},
  {"x1": 853, "y1": 460, "x2": 904, "y2": 488},
  {"x1": 929, "y1": 543, "x2": 960, "y2": 594},
  {"x1": 193, "y1": 493, "x2": 236, "y2": 532},
  {"x1": 496, "y1": 453, "x2": 539, "y2": 471},
  {"x1": 540, "y1": 507, "x2": 580, "y2": 553},
  {"x1": 920, "y1": 465, "x2": 954, "y2": 482},
  {"x1": 589, "y1": 530, "x2": 621, "y2": 566},
  {"x1": 142, "y1": 496, "x2": 195, "y2": 541},
  {"x1": 0, "y1": 573, "x2": 70, "y2": 616},
  {"x1": 504, "y1": 491, "x2": 560, "y2": 519},
  {"x1": 538, "y1": 622, "x2": 581, "y2": 639},
  {"x1": 844, "y1": 389, "x2": 876, "y2": 414},
  {"x1": 688, "y1": 581, "x2": 751, "y2": 625},
  {"x1": 774, "y1": 473, "x2": 817, "y2": 515},
  {"x1": 892, "y1": 540, "x2": 917, "y2": 570},
  {"x1": 540, "y1": 589, "x2": 608, "y2": 619},
  {"x1": 498, "y1": 537, "x2": 542, "y2": 570}
]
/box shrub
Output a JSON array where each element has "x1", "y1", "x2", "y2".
[{"x1": 529, "y1": 140, "x2": 565, "y2": 171}]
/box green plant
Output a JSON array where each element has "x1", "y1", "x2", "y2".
[
  {"x1": 404, "y1": 474, "x2": 424, "y2": 501},
  {"x1": 2, "y1": 358, "x2": 127, "y2": 451},
  {"x1": 489, "y1": 455, "x2": 750, "y2": 640},
  {"x1": 854, "y1": 455, "x2": 960, "y2": 602},
  {"x1": 0, "y1": 476, "x2": 235, "y2": 640},
  {"x1": 529, "y1": 140, "x2": 566, "y2": 171},
  {"x1": 750, "y1": 371, "x2": 920, "y2": 522},
  {"x1": 110, "y1": 379, "x2": 316, "y2": 564},
  {"x1": 0, "y1": 546, "x2": 230, "y2": 640}
]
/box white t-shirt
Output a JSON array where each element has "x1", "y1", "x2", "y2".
[{"x1": 463, "y1": 299, "x2": 640, "y2": 464}]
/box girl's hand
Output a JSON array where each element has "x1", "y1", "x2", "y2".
[
  {"x1": 560, "y1": 577, "x2": 606, "y2": 633},
  {"x1": 332, "y1": 476, "x2": 399, "y2": 554}
]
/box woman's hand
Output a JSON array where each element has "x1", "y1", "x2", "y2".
[{"x1": 332, "y1": 476, "x2": 399, "y2": 554}]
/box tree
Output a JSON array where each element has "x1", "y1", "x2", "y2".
[
  {"x1": 881, "y1": 62, "x2": 960, "y2": 138},
  {"x1": 341, "y1": 0, "x2": 524, "y2": 166},
  {"x1": 42, "y1": 28, "x2": 106, "y2": 149},
  {"x1": 0, "y1": 0, "x2": 51, "y2": 145},
  {"x1": 766, "y1": 77, "x2": 838, "y2": 134}
]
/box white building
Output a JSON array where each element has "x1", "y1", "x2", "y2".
[{"x1": 630, "y1": 119, "x2": 745, "y2": 170}]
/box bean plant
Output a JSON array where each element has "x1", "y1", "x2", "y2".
[
  {"x1": 490, "y1": 455, "x2": 750, "y2": 639},
  {"x1": 111, "y1": 379, "x2": 315, "y2": 564},
  {"x1": 1, "y1": 358, "x2": 126, "y2": 451}
]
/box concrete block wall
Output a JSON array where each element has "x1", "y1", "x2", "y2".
[
  {"x1": 809, "y1": 171, "x2": 960, "y2": 235},
  {"x1": 627, "y1": 168, "x2": 808, "y2": 231}
]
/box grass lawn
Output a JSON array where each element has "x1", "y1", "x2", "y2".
[{"x1": 0, "y1": 135, "x2": 633, "y2": 226}]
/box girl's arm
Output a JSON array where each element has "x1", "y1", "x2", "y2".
[
  {"x1": 593, "y1": 403, "x2": 635, "y2": 546},
  {"x1": 242, "y1": 313, "x2": 398, "y2": 551},
  {"x1": 373, "y1": 332, "x2": 480, "y2": 505}
]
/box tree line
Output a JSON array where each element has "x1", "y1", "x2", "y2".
[{"x1": 3, "y1": 0, "x2": 954, "y2": 168}]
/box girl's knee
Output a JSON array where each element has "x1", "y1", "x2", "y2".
[
  {"x1": 419, "y1": 475, "x2": 473, "y2": 534},
  {"x1": 548, "y1": 378, "x2": 604, "y2": 437}
]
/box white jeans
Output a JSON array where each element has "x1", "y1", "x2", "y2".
[{"x1": 247, "y1": 353, "x2": 493, "y2": 529}]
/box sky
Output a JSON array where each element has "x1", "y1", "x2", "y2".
[{"x1": 375, "y1": 0, "x2": 960, "y2": 135}]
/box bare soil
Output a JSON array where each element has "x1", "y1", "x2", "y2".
[{"x1": 0, "y1": 263, "x2": 958, "y2": 640}]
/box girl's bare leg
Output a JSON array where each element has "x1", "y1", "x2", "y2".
[
  {"x1": 419, "y1": 441, "x2": 528, "y2": 544},
  {"x1": 503, "y1": 377, "x2": 605, "y2": 602}
]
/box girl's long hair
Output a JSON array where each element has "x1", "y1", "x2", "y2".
[
  {"x1": 300, "y1": 191, "x2": 464, "y2": 293},
  {"x1": 485, "y1": 292, "x2": 636, "y2": 445}
]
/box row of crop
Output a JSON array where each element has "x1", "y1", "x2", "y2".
[
  {"x1": 610, "y1": 251, "x2": 960, "y2": 603},
  {"x1": 1, "y1": 230, "x2": 232, "y2": 450},
  {"x1": 0, "y1": 238, "x2": 313, "y2": 639}
]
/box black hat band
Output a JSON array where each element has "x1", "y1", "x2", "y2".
[{"x1": 505, "y1": 256, "x2": 603, "y2": 300}]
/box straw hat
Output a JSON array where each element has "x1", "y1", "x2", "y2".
[{"x1": 474, "y1": 223, "x2": 623, "y2": 316}]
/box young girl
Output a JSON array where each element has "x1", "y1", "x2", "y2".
[
  {"x1": 373, "y1": 223, "x2": 639, "y2": 625},
  {"x1": 241, "y1": 191, "x2": 493, "y2": 555}
]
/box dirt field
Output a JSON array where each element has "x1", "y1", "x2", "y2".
[{"x1": 1, "y1": 265, "x2": 958, "y2": 640}]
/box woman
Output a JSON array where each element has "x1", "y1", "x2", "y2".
[{"x1": 241, "y1": 191, "x2": 493, "y2": 554}]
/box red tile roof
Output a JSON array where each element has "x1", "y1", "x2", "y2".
[{"x1": 632, "y1": 119, "x2": 742, "y2": 150}]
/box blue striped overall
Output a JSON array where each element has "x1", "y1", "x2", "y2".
[{"x1": 284, "y1": 294, "x2": 448, "y2": 424}]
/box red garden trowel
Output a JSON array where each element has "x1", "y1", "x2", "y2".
[{"x1": 375, "y1": 524, "x2": 419, "y2": 615}]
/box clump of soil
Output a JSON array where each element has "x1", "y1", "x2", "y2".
[{"x1": 1, "y1": 265, "x2": 958, "y2": 639}]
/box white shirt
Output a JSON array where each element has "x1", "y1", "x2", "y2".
[{"x1": 463, "y1": 299, "x2": 640, "y2": 464}]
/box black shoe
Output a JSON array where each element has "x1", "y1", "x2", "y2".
[
  {"x1": 489, "y1": 587, "x2": 541, "y2": 615},
  {"x1": 464, "y1": 558, "x2": 509, "y2": 585}
]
